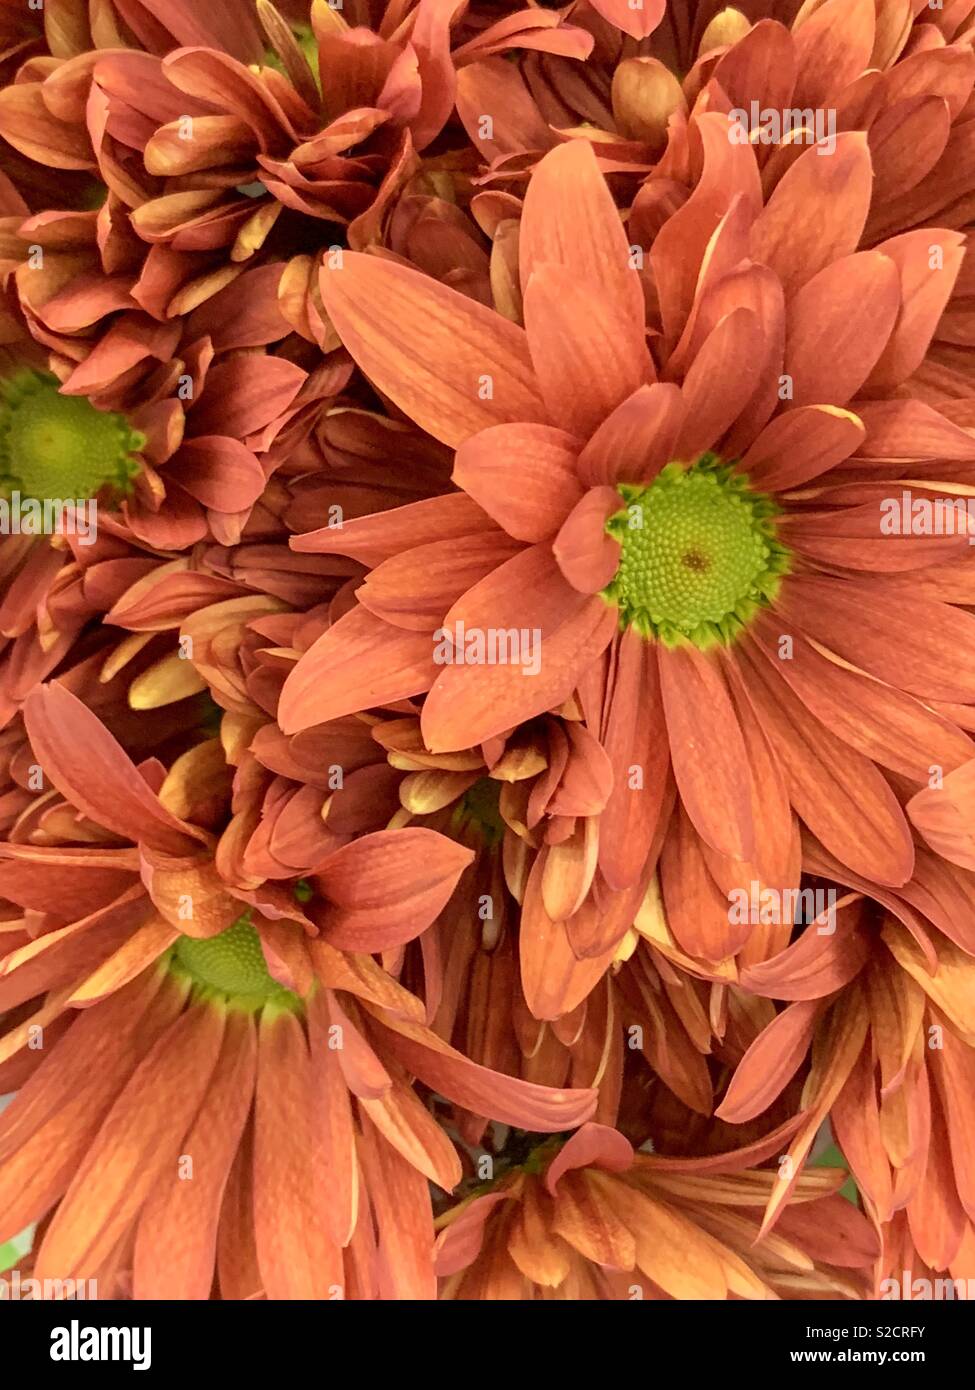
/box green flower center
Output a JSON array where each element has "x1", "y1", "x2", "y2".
[
  {"x1": 603, "y1": 455, "x2": 790, "y2": 648},
  {"x1": 174, "y1": 915, "x2": 293, "y2": 1004},
  {"x1": 0, "y1": 371, "x2": 143, "y2": 502}
]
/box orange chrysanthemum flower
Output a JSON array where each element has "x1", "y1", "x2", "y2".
[
  {"x1": 713, "y1": 846, "x2": 975, "y2": 1281},
  {"x1": 0, "y1": 677, "x2": 604, "y2": 1296},
  {"x1": 1, "y1": 0, "x2": 974, "y2": 1310},
  {"x1": 436, "y1": 1121, "x2": 879, "y2": 1299},
  {"x1": 280, "y1": 138, "x2": 974, "y2": 978}
]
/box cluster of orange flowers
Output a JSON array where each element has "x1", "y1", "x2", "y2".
[{"x1": 1, "y1": 0, "x2": 975, "y2": 1302}]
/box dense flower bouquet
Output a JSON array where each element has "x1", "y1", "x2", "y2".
[{"x1": 1, "y1": 0, "x2": 974, "y2": 1306}]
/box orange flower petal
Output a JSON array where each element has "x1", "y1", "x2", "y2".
[
  {"x1": 717, "y1": 1000, "x2": 822, "y2": 1124},
  {"x1": 253, "y1": 1003, "x2": 343, "y2": 1298},
  {"x1": 587, "y1": 0, "x2": 666, "y2": 44},
  {"x1": 520, "y1": 140, "x2": 646, "y2": 344},
  {"x1": 312, "y1": 828, "x2": 473, "y2": 951},
  {"x1": 421, "y1": 547, "x2": 616, "y2": 753},
  {"x1": 35, "y1": 997, "x2": 225, "y2": 1281},
  {"x1": 524, "y1": 262, "x2": 653, "y2": 441},
  {"x1": 553, "y1": 487, "x2": 622, "y2": 594},
  {"x1": 319, "y1": 251, "x2": 547, "y2": 447},
  {"x1": 750, "y1": 133, "x2": 873, "y2": 296},
  {"x1": 278, "y1": 604, "x2": 438, "y2": 734},
  {"x1": 658, "y1": 645, "x2": 755, "y2": 863},
  {"x1": 357, "y1": 1112, "x2": 437, "y2": 1299},
  {"x1": 22, "y1": 684, "x2": 207, "y2": 856},
  {"x1": 739, "y1": 638, "x2": 915, "y2": 886},
  {"x1": 742, "y1": 405, "x2": 865, "y2": 490},
  {"x1": 792, "y1": 0, "x2": 876, "y2": 110},
  {"x1": 783, "y1": 250, "x2": 901, "y2": 408},
  {"x1": 453, "y1": 424, "x2": 586, "y2": 541},
  {"x1": 369, "y1": 1006, "x2": 598, "y2": 1130},
  {"x1": 133, "y1": 1006, "x2": 257, "y2": 1298},
  {"x1": 578, "y1": 383, "x2": 687, "y2": 488}
]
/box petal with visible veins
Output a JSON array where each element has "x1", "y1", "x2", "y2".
[
  {"x1": 278, "y1": 605, "x2": 439, "y2": 734},
  {"x1": 311, "y1": 829, "x2": 473, "y2": 951},
  {"x1": 319, "y1": 252, "x2": 547, "y2": 448},
  {"x1": 452, "y1": 424, "x2": 585, "y2": 541},
  {"x1": 22, "y1": 685, "x2": 207, "y2": 856}
]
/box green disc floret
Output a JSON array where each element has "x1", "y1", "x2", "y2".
[
  {"x1": 174, "y1": 913, "x2": 295, "y2": 1007},
  {"x1": 0, "y1": 370, "x2": 144, "y2": 502},
  {"x1": 603, "y1": 454, "x2": 790, "y2": 648}
]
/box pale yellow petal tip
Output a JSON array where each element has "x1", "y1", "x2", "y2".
[
  {"x1": 699, "y1": 7, "x2": 752, "y2": 56},
  {"x1": 129, "y1": 653, "x2": 208, "y2": 709}
]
